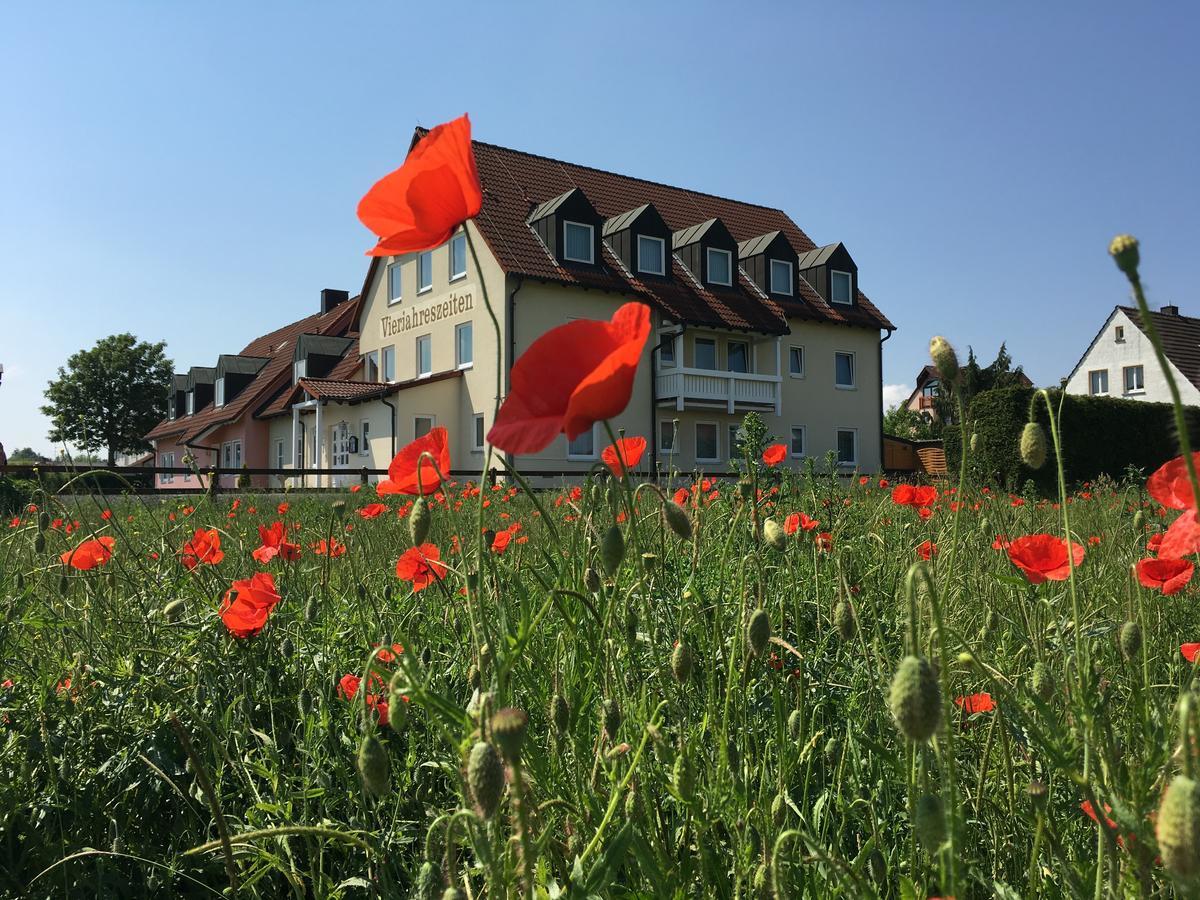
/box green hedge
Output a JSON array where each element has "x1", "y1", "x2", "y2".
[{"x1": 944, "y1": 386, "x2": 1200, "y2": 493}]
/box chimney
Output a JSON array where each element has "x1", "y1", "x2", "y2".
[
  {"x1": 1161, "y1": 304, "x2": 1180, "y2": 316},
  {"x1": 321, "y1": 288, "x2": 349, "y2": 314}
]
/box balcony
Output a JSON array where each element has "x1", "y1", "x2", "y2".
[
  {"x1": 917, "y1": 395, "x2": 936, "y2": 410},
  {"x1": 656, "y1": 368, "x2": 782, "y2": 414}
]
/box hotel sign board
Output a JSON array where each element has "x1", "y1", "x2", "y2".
[{"x1": 381, "y1": 285, "x2": 475, "y2": 338}]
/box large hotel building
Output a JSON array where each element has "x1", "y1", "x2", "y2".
[{"x1": 146, "y1": 131, "x2": 895, "y2": 488}]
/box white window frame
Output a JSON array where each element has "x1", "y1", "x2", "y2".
[
  {"x1": 789, "y1": 345, "x2": 805, "y2": 378},
  {"x1": 1124, "y1": 364, "x2": 1145, "y2": 394},
  {"x1": 186, "y1": 391, "x2": 195, "y2": 415},
  {"x1": 637, "y1": 234, "x2": 666, "y2": 276},
  {"x1": 790, "y1": 426, "x2": 806, "y2": 459},
  {"x1": 472, "y1": 414, "x2": 485, "y2": 452},
  {"x1": 455, "y1": 321, "x2": 473, "y2": 369},
  {"x1": 222, "y1": 440, "x2": 243, "y2": 471},
  {"x1": 1114, "y1": 325, "x2": 1125, "y2": 343},
  {"x1": 363, "y1": 350, "x2": 380, "y2": 382},
  {"x1": 563, "y1": 221, "x2": 594, "y2": 263},
  {"x1": 214, "y1": 376, "x2": 225, "y2": 407},
  {"x1": 414, "y1": 415, "x2": 435, "y2": 440},
  {"x1": 727, "y1": 340, "x2": 750, "y2": 374},
  {"x1": 359, "y1": 420, "x2": 371, "y2": 456},
  {"x1": 706, "y1": 247, "x2": 733, "y2": 286},
  {"x1": 449, "y1": 232, "x2": 467, "y2": 281},
  {"x1": 417, "y1": 251, "x2": 433, "y2": 294},
  {"x1": 830, "y1": 270, "x2": 853, "y2": 305},
  {"x1": 694, "y1": 337, "x2": 717, "y2": 371},
  {"x1": 566, "y1": 424, "x2": 598, "y2": 460},
  {"x1": 658, "y1": 419, "x2": 677, "y2": 455},
  {"x1": 382, "y1": 345, "x2": 396, "y2": 383},
  {"x1": 388, "y1": 262, "x2": 403, "y2": 305},
  {"x1": 293, "y1": 359, "x2": 307, "y2": 384},
  {"x1": 660, "y1": 333, "x2": 676, "y2": 366},
  {"x1": 835, "y1": 351, "x2": 856, "y2": 390},
  {"x1": 161, "y1": 452, "x2": 174, "y2": 484},
  {"x1": 835, "y1": 428, "x2": 858, "y2": 467},
  {"x1": 770, "y1": 259, "x2": 794, "y2": 296},
  {"x1": 1088, "y1": 369, "x2": 1109, "y2": 396},
  {"x1": 416, "y1": 334, "x2": 432, "y2": 378},
  {"x1": 275, "y1": 439, "x2": 285, "y2": 469},
  {"x1": 695, "y1": 421, "x2": 720, "y2": 464}
]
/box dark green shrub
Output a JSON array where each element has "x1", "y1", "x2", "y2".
[{"x1": 0, "y1": 475, "x2": 28, "y2": 515}]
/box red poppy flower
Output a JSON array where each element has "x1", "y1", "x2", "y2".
[
  {"x1": 1136, "y1": 557, "x2": 1194, "y2": 595},
  {"x1": 375, "y1": 643, "x2": 404, "y2": 664},
  {"x1": 396, "y1": 543, "x2": 448, "y2": 592},
  {"x1": 350, "y1": 484, "x2": 362, "y2": 493},
  {"x1": 600, "y1": 435, "x2": 647, "y2": 477},
  {"x1": 358, "y1": 503, "x2": 388, "y2": 519},
  {"x1": 913, "y1": 486, "x2": 939, "y2": 507},
  {"x1": 1183, "y1": 643, "x2": 1200, "y2": 663},
  {"x1": 488, "y1": 302, "x2": 651, "y2": 455},
  {"x1": 60, "y1": 536, "x2": 115, "y2": 571},
  {"x1": 1006, "y1": 534, "x2": 1085, "y2": 584},
  {"x1": 1147, "y1": 532, "x2": 1163, "y2": 555},
  {"x1": 992, "y1": 534, "x2": 1011, "y2": 551},
  {"x1": 378, "y1": 427, "x2": 451, "y2": 496},
  {"x1": 762, "y1": 444, "x2": 787, "y2": 467},
  {"x1": 1148, "y1": 452, "x2": 1200, "y2": 510},
  {"x1": 491, "y1": 529, "x2": 513, "y2": 553},
  {"x1": 100, "y1": 509, "x2": 112, "y2": 521},
  {"x1": 219, "y1": 572, "x2": 282, "y2": 638},
  {"x1": 815, "y1": 532, "x2": 833, "y2": 552},
  {"x1": 954, "y1": 692, "x2": 995, "y2": 713},
  {"x1": 311, "y1": 538, "x2": 346, "y2": 558},
  {"x1": 356, "y1": 113, "x2": 482, "y2": 256},
  {"x1": 253, "y1": 521, "x2": 301, "y2": 564},
  {"x1": 181, "y1": 528, "x2": 224, "y2": 570},
  {"x1": 916, "y1": 539, "x2": 938, "y2": 561},
  {"x1": 1159, "y1": 509, "x2": 1200, "y2": 560},
  {"x1": 784, "y1": 513, "x2": 800, "y2": 535},
  {"x1": 891, "y1": 484, "x2": 915, "y2": 506}
]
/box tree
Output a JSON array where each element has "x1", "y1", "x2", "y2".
[
  {"x1": 8, "y1": 447, "x2": 46, "y2": 464},
  {"x1": 936, "y1": 343, "x2": 1029, "y2": 424},
  {"x1": 42, "y1": 334, "x2": 172, "y2": 466},
  {"x1": 883, "y1": 404, "x2": 939, "y2": 440}
]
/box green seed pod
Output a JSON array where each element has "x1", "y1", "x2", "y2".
[
  {"x1": 671, "y1": 642, "x2": 694, "y2": 683},
  {"x1": 304, "y1": 598, "x2": 318, "y2": 623},
  {"x1": 866, "y1": 849, "x2": 887, "y2": 883},
  {"x1": 641, "y1": 552, "x2": 658, "y2": 574},
  {"x1": 970, "y1": 432, "x2": 980, "y2": 453},
  {"x1": 663, "y1": 501, "x2": 692, "y2": 540},
  {"x1": 787, "y1": 709, "x2": 802, "y2": 741},
  {"x1": 600, "y1": 526, "x2": 625, "y2": 576},
  {"x1": 824, "y1": 736, "x2": 841, "y2": 766},
  {"x1": 913, "y1": 794, "x2": 946, "y2": 851},
  {"x1": 491, "y1": 707, "x2": 529, "y2": 763},
  {"x1": 929, "y1": 335, "x2": 959, "y2": 383},
  {"x1": 584, "y1": 566, "x2": 602, "y2": 593},
  {"x1": 772, "y1": 792, "x2": 787, "y2": 827},
  {"x1": 34, "y1": 533, "x2": 46, "y2": 554},
  {"x1": 762, "y1": 517, "x2": 787, "y2": 552},
  {"x1": 672, "y1": 752, "x2": 695, "y2": 801},
  {"x1": 1133, "y1": 510, "x2": 1146, "y2": 533},
  {"x1": 1157, "y1": 775, "x2": 1200, "y2": 878},
  {"x1": 550, "y1": 693, "x2": 570, "y2": 734},
  {"x1": 414, "y1": 861, "x2": 441, "y2": 900},
  {"x1": 442, "y1": 888, "x2": 466, "y2": 900},
  {"x1": 357, "y1": 734, "x2": 390, "y2": 797},
  {"x1": 479, "y1": 642, "x2": 493, "y2": 671},
  {"x1": 280, "y1": 637, "x2": 294, "y2": 658},
  {"x1": 162, "y1": 599, "x2": 186, "y2": 622},
  {"x1": 299, "y1": 689, "x2": 313, "y2": 716},
  {"x1": 746, "y1": 608, "x2": 771, "y2": 657},
  {"x1": 888, "y1": 655, "x2": 942, "y2": 743},
  {"x1": 1031, "y1": 661, "x2": 1054, "y2": 700},
  {"x1": 467, "y1": 741, "x2": 504, "y2": 819},
  {"x1": 1020, "y1": 422, "x2": 1048, "y2": 470},
  {"x1": 833, "y1": 601, "x2": 855, "y2": 640},
  {"x1": 387, "y1": 672, "x2": 408, "y2": 732},
  {"x1": 38, "y1": 512, "x2": 49, "y2": 532},
  {"x1": 409, "y1": 497, "x2": 431, "y2": 545},
  {"x1": 1108, "y1": 234, "x2": 1140, "y2": 278},
  {"x1": 1120, "y1": 620, "x2": 1142, "y2": 661},
  {"x1": 467, "y1": 664, "x2": 481, "y2": 691},
  {"x1": 601, "y1": 698, "x2": 621, "y2": 740}
]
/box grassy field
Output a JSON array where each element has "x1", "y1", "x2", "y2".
[{"x1": 1, "y1": 452, "x2": 1198, "y2": 899}]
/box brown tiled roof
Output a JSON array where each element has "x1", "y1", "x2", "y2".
[
  {"x1": 260, "y1": 367, "x2": 466, "y2": 419},
  {"x1": 295, "y1": 378, "x2": 388, "y2": 402},
  {"x1": 1122, "y1": 306, "x2": 1200, "y2": 391},
  {"x1": 145, "y1": 298, "x2": 361, "y2": 444},
  {"x1": 373, "y1": 131, "x2": 894, "y2": 334}
]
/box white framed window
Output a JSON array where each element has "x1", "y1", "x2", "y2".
[
  {"x1": 695, "y1": 337, "x2": 717, "y2": 370},
  {"x1": 414, "y1": 415, "x2": 434, "y2": 439},
  {"x1": 472, "y1": 414, "x2": 485, "y2": 452},
  {"x1": 770, "y1": 259, "x2": 794, "y2": 295},
  {"x1": 275, "y1": 439, "x2": 285, "y2": 470},
  {"x1": 1114, "y1": 325, "x2": 1125, "y2": 342},
  {"x1": 658, "y1": 420, "x2": 677, "y2": 455},
  {"x1": 727, "y1": 340, "x2": 749, "y2": 374},
  {"x1": 789, "y1": 346, "x2": 805, "y2": 377},
  {"x1": 416, "y1": 334, "x2": 432, "y2": 377},
  {"x1": 1089, "y1": 369, "x2": 1109, "y2": 395},
  {"x1": 706, "y1": 247, "x2": 732, "y2": 286},
  {"x1": 293, "y1": 359, "x2": 307, "y2": 384},
  {"x1": 363, "y1": 350, "x2": 380, "y2": 382},
  {"x1": 449, "y1": 232, "x2": 467, "y2": 281},
  {"x1": 729, "y1": 424, "x2": 743, "y2": 458},
  {"x1": 637, "y1": 234, "x2": 666, "y2": 275},
  {"x1": 563, "y1": 221, "x2": 594, "y2": 263},
  {"x1": 360, "y1": 421, "x2": 370, "y2": 456},
  {"x1": 388, "y1": 263, "x2": 403, "y2": 304},
  {"x1": 382, "y1": 345, "x2": 396, "y2": 382},
  {"x1": 836, "y1": 428, "x2": 858, "y2": 466},
  {"x1": 161, "y1": 452, "x2": 174, "y2": 484},
  {"x1": 831, "y1": 271, "x2": 853, "y2": 305},
  {"x1": 186, "y1": 391, "x2": 195, "y2": 415},
  {"x1": 222, "y1": 440, "x2": 243, "y2": 470},
  {"x1": 660, "y1": 334, "x2": 676, "y2": 365},
  {"x1": 1124, "y1": 365, "x2": 1145, "y2": 393},
  {"x1": 456, "y1": 322, "x2": 473, "y2": 368},
  {"x1": 418, "y1": 251, "x2": 433, "y2": 293},
  {"x1": 567, "y1": 424, "x2": 597, "y2": 460},
  {"x1": 790, "y1": 426, "x2": 806, "y2": 458},
  {"x1": 214, "y1": 376, "x2": 225, "y2": 407},
  {"x1": 695, "y1": 422, "x2": 719, "y2": 463},
  {"x1": 835, "y1": 351, "x2": 856, "y2": 389}
]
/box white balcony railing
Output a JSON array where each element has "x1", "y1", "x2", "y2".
[{"x1": 656, "y1": 367, "x2": 782, "y2": 415}]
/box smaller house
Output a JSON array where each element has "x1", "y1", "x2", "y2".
[
  {"x1": 904, "y1": 365, "x2": 943, "y2": 421},
  {"x1": 1064, "y1": 305, "x2": 1200, "y2": 405}
]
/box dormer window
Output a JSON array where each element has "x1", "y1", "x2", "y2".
[
  {"x1": 214, "y1": 376, "x2": 225, "y2": 407},
  {"x1": 707, "y1": 247, "x2": 732, "y2": 286},
  {"x1": 770, "y1": 259, "x2": 794, "y2": 296},
  {"x1": 831, "y1": 271, "x2": 853, "y2": 305},
  {"x1": 564, "y1": 221, "x2": 595, "y2": 263},
  {"x1": 637, "y1": 235, "x2": 665, "y2": 275},
  {"x1": 186, "y1": 391, "x2": 195, "y2": 415},
  {"x1": 293, "y1": 359, "x2": 307, "y2": 383}
]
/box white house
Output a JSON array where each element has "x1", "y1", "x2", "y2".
[{"x1": 1064, "y1": 305, "x2": 1200, "y2": 405}]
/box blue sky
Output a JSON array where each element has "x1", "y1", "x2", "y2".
[{"x1": 1, "y1": 1, "x2": 1197, "y2": 454}]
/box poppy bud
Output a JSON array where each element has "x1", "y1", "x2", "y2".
[
  {"x1": 1120, "y1": 620, "x2": 1142, "y2": 661},
  {"x1": 1030, "y1": 661, "x2": 1054, "y2": 699},
  {"x1": 109, "y1": 817, "x2": 124, "y2": 854},
  {"x1": 162, "y1": 599, "x2": 186, "y2": 622},
  {"x1": 772, "y1": 792, "x2": 787, "y2": 827},
  {"x1": 414, "y1": 861, "x2": 441, "y2": 900},
  {"x1": 787, "y1": 709, "x2": 802, "y2": 741},
  {"x1": 467, "y1": 664, "x2": 481, "y2": 691},
  {"x1": 671, "y1": 642, "x2": 694, "y2": 683},
  {"x1": 1027, "y1": 779, "x2": 1048, "y2": 809},
  {"x1": 737, "y1": 479, "x2": 753, "y2": 501},
  {"x1": 746, "y1": 608, "x2": 771, "y2": 657},
  {"x1": 888, "y1": 655, "x2": 942, "y2": 743},
  {"x1": 331, "y1": 500, "x2": 347, "y2": 521},
  {"x1": 409, "y1": 497, "x2": 431, "y2": 545},
  {"x1": 58, "y1": 574, "x2": 69, "y2": 595},
  {"x1": 387, "y1": 673, "x2": 408, "y2": 732},
  {"x1": 913, "y1": 794, "x2": 946, "y2": 851},
  {"x1": 833, "y1": 601, "x2": 855, "y2": 640},
  {"x1": 482, "y1": 527, "x2": 496, "y2": 549},
  {"x1": 304, "y1": 598, "x2": 318, "y2": 623},
  {"x1": 550, "y1": 693, "x2": 570, "y2": 734},
  {"x1": 15, "y1": 573, "x2": 24, "y2": 591},
  {"x1": 442, "y1": 887, "x2": 466, "y2": 900},
  {"x1": 762, "y1": 517, "x2": 787, "y2": 552},
  {"x1": 1108, "y1": 234, "x2": 1140, "y2": 279},
  {"x1": 1020, "y1": 422, "x2": 1048, "y2": 470},
  {"x1": 421, "y1": 646, "x2": 432, "y2": 667},
  {"x1": 584, "y1": 566, "x2": 602, "y2": 593},
  {"x1": 280, "y1": 637, "x2": 294, "y2": 658},
  {"x1": 357, "y1": 733, "x2": 390, "y2": 796},
  {"x1": 970, "y1": 432, "x2": 980, "y2": 453},
  {"x1": 602, "y1": 698, "x2": 621, "y2": 740},
  {"x1": 34, "y1": 533, "x2": 45, "y2": 554},
  {"x1": 38, "y1": 512, "x2": 49, "y2": 532},
  {"x1": 929, "y1": 336, "x2": 959, "y2": 383},
  {"x1": 753, "y1": 862, "x2": 771, "y2": 897},
  {"x1": 1133, "y1": 510, "x2": 1145, "y2": 533},
  {"x1": 600, "y1": 525, "x2": 625, "y2": 576},
  {"x1": 1157, "y1": 774, "x2": 1200, "y2": 878},
  {"x1": 672, "y1": 752, "x2": 695, "y2": 801},
  {"x1": 491, "y1": 707, "x2": 529, "y2": 763},
  {"x1": 299, "y1": 689, "x2": 313, "y2": 716},
  {"x1": 663, "y1": 501, "x2": 692, "y2": 540},
  {"x1": 479, "y1": 642, "x2": 493, "y2": 670},
  {"x1": 467, "y1": 740, "x2": 504, "y2": 819}
]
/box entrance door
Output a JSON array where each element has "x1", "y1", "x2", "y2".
[{"x1": 330, "y1": 422, "x2": 352, "y2": 487}]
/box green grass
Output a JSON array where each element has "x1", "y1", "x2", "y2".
[{"x1": 0, "y1": 462, "x2": 1195, "y2": 899}]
